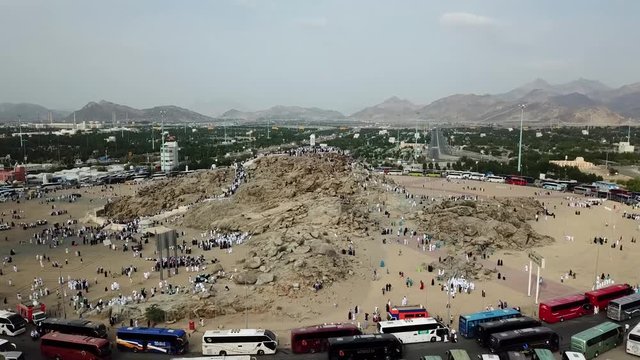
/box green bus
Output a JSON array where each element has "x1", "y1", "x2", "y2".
[
  {"x1": 445, "y1": 349, "x2": 471, "y2": 360},
  {"x1": 570, "y1": 321, "x2": 623, "y2": 359}
]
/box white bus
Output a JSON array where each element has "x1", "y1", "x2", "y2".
[
  {"x1": 469, "y1": 173, "x2": 485, "y2": 181},
  {"x1": 0, "y1": 310, "x2": 27, "y2": 336},
  {"x1": 202, "y1": 329, "x2": 278, "y2": 356},
  {"x1": 377, "y1": 318, "x2": 449, "y2": 344},
  {"x1": 607, "y1": 293, "x2": 640, "y2": 321},
  {"x1": 446, "y1": 171, "x2": 463, "y2": 180},
  {"x1": 626, "y1": 322, "x2": 640, "y2": 356}
]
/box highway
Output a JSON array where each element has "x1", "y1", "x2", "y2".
[{"x1": 4, "y1": 312, "x2": 638, "y2": 359}]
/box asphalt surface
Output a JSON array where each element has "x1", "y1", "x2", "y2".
[{"x1": 3, "y1": 312, "x2": 638, "y2": 359}]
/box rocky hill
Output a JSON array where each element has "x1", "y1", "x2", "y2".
[
  {"x1": 103, "y1": 169, "x2": 234, "y2": 221},
  {"x1": 65, "y1": 100, "x2": 215, "y2": 123}
]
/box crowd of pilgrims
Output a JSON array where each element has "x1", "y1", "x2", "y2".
[{"x1": 194, "y1": 230, "x2": 251, "y2": 251}]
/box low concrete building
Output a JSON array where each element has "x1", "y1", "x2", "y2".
[{"x1": 549, "y1": 156, "x2": 595, "y2": 170}]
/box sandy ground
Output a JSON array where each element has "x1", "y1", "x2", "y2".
[{"x1": 1, "y1": 175, "x2": 639, "y2": 354}]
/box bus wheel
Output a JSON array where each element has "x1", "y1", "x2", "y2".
[
  {"x1": 310, "y1": 348, "x2": 316, "y2": 354},
  {"x1": 258, "y1": 350, "x2": 265, "y2": 355},
  {"x1": 54, "y1": 356, "x2": 62, "y2": 360},
  {"x1": 219, "y1": 351, "x2": 227, "y2": 356},
  {"x1": 560, "y1": 317, "x2": 564, "y2": 322},
  {"x1": 594, "y1": 351, "x2": 599, "y2": 357},
  {"x1": 430, "y1": 337, "x2": 436, "y2": 342}
]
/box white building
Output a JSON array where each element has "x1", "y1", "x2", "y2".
[
  {"x1": 161, "y1": 141, "x2": 179, "y2": 172},
  {"x1": 310, "y1": 134, "x2": 316, "y2": 147},
  {"x1": 618, "y1": 141, "x2": 635, "y2": 153}
]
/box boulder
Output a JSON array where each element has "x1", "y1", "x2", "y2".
[
  {"x1": 233, "y1": 271, "x2": 258, "y2": 285},
  {"x1": 246, "y1": 257, "x2": 262, "y2": 269},
  {"x1": 256, "y1": 273, "x2": 275, "y2": 285}
]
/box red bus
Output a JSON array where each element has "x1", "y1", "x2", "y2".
[
  {"x1": 290, "y1": 323, "x2": 361, "y2": 354},
  {"x1": 585, "y1": 283, "x2": 634, "y2": 310},
  {"x1": 506, "y1": 176, "x2": 527, "y2": 186},
  {"x1": 40, "y1": 332, "x2": 111, "y2": 360},
  {"x1": 388, "y1": 305, "x2": 429, "y2": 320},
  {"x1": 539, "y1": 294, "x2": 592, "y2": 323}
]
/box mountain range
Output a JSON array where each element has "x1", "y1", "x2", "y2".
[{"x1": 2, "y1": 78, "x2": 640, "y2": 126}]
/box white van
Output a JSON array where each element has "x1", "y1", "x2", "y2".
[{"x1": 486, "y1": 176, "x2": 505, "y2": 183}]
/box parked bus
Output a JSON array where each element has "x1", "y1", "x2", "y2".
[
  {"x1": 476, "y1": 316, "x2": 541, "y2": 347},
  {"x1": 40, "y1": 332, "x2": 111, "y2": 360},
  {"x1": 0, "y1": 340, "x2": 16, "y2": 352},
  {"x1": 573, "y1": 186, "x2": 591, "y2": 195},
  {"x1": 171, "y1": 358, "x2": 255, "y2": 360},
  {"x1": 419, "y1": 356, "x2": 443, "y2": 360},
  {"x1": 327, "y1": 334, "x2": 402, "y2": 360},
  {"x1": 488, "y1": 327, "x2": 559, "y2": 354},
  {"x1": 377, "y1": 318, "x2": 449, "y2": 344},
  {"x1": 290, "y1": 324, "x2": 360, "y2": 354},
  {"x1": 607, "y1": 292, "x2": 640, "y2": 321},
  {"x1": 592, "y1": 181, "x2": 619, "y2": 191},
  {"x1": 387, "y1": 305, "x2": 429, "y2": 320},
  {"x1": 501, "y1": 349, "x2": 554, "y2": 360},
  {"x1": 202, "y1": 329, "x2": 277, "y2": 356},
  {"x1": 37, "y1": 318, "x2": 108, "y2": 338},
  {"x1": 446, "y1": 171, "x2": 463, "y2": 180},
  {"x1": 444, "y1": 349, "x2": 471, "y2": 360},
  {"x1": 538, "y1": 294, "x2": 591, "y2": 323},
  {"x1": 116, "y1": 327, "x2": 189, "y2": 355},
  {"x1": 0, "y1": 311, "x2": 27, "y2": 336},
  {"x1": 506, "y1": 177, "x2": 527, "y2": 186},
  {"x1": 584, "y1": 283, "x2": 634, "y2": 310},
  {"x1": 531, "y1": 348, "x2": 556, "y2": 360},
  {"x1": 570, "y1": 321, "x2": 623, "y2": 359},
  {"x1": 458, "y1": 308, "x2": 521, "y2": 338},
  {"x1": 626, "y1": 321, "x2": 640, "y2": 357}
]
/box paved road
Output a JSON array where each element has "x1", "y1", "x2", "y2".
[{"x1": 4, "y1": 312, "x2": 638, "y2": 359}]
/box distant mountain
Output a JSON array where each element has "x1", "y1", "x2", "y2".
[
  {"x1": 220, "y1": 105, "x2": 346, "y2": 123},
  {"x1": 549, "y1": 93, "x2": 598, "y2": 109},
  {"x1": 0, "y1": 103, "x2": 70, "y2": 122},
  {"x1": 418, "y1": 94, "x2": 506, "y2": 123},
  {"x1": 66, "y1": 100, "x2": 214, "y2": 123},
  {"x1": 554, "y1": 78, "x2": 611, "y2": 95},
  {"x1": 349, "y1": 97, "x2": 422, "y2": 123},
  {"x1": 498, "y1": 78, "x2": 555, "y2": 101},
  {"x1": 349, "y1": 78, "x2": 636, "y2": 126}
]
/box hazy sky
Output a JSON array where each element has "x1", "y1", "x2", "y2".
[{"x1": 1, "y1": 0, "x2": 639, "y2": 115}]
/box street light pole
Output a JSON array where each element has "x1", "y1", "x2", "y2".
[{"x1": 517, "y1": 104, "x2": 526, "y2": 173}]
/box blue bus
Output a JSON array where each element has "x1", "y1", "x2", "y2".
[
  {"x1": 116, "y1": 327, "x2": 189, "y2": 354},
  {"x1": 458, "y1": 308, "x2": 521, "y2": 338}
]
